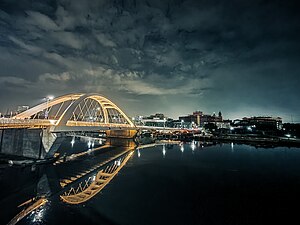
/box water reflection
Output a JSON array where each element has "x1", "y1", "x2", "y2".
[
  {"x1": 2, "y1": 137, "x2": 297, "y2": 225},
  {"x1": 60, "y1": 151, "x2": 134, "y2": 205},
  {"x1": 162, "y1": 144, "x2": 166, "y2": 158},
  {"x1": 8, "y1": 198, "x2": 48, "y2": 225},
  {"x1": 180, "y1": 143, "x2": 184, "y2": 153},
  {"x1": 2, "y1": 137, "x2": 137, "y2": 225},
  {"x1": 137, "y1": 149, "x2": 141, "y2": 158},
  {"x1": 191, "y1": 141, "x2": 196, "y2": 151}
]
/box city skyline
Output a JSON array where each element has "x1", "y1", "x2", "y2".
[{"x1": 0, "y1": 0, "x2": 299, "y2": 122}]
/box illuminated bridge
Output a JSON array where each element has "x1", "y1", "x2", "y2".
[
  {"x1": 1, "y1": 93, "x2": 135, "y2": 133},
  {"x1": 0, "y1": 93, "x2": 137, "y2": 159}
]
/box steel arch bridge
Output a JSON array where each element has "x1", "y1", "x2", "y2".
[{"x1": 4, "y1": 93, "x2": 135, "y2": 132}]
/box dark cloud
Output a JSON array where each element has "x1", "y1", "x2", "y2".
[{"x1": 0, "y1": 0, "x2": 299, "y2": 121}]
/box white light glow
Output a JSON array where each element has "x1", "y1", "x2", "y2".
[
  {"x1": 180, "y1": 144, "x2": 184, "y2": 153},
  {"x1": 71, "y1": 137, "x2": 75, "y2": 147},
  {"x1": 162, "y1": 144, "x2": 166, "y2": 157},
  {"x1": 191, "y1": 141, "x2": 196, "y2": 151}
]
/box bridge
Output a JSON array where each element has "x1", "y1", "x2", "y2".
[
  {"x1": 0, "y1": 93, "x2": 137, "y2": 159},
  {"x1": 0, "y1": 93, "x2": 135, "y2": 132}
]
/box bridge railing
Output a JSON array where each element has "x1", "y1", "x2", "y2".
[
  {"x1": 66, "y1": 121, "x2": 132, "y2": 127},
  {"x1": 0, "y1": 118, "x2": 56, "y2": 127},
  {"x1": 0, "y1": 118, "x2": 134, "y2": 128}
]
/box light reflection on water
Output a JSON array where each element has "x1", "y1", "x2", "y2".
[{"x1": 1, "y1": 138, "x2": 300, "y2": 225}]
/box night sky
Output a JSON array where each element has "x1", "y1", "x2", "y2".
[{"x1": 0, "y1": 0, "x2": 299, "y2": 121}]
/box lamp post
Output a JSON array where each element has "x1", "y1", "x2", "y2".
[{"x1": 44, "y1": 96, "x2": 54, "y2": 119}]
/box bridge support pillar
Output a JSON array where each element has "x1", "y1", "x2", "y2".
[
  {"x1": 41, "y1": 128, "x2": 57, "y2": 154},
  {"x1": 0, "y1": 128, "x2": 43, "y2": 159},
  {"x1": 105, "y1": 129, "x2": 137, "y2": 138}
]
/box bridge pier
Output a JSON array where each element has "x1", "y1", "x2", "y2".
[
  {"x1": 0, "y1": 127, "x2": 138, "y2": 160},
  {"x1": 105, "y1": 129, "x2": 137, "y2": 138},
  {"x1": 0, "y1": 128, "x2": 44, "y2": 159},
  {"x1": 0, "y1": 128, "x2": 66, "y2": 160}
]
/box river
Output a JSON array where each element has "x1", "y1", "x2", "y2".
[{"x1": 0, "y1": 138, "x2": 300, "y2": 225}]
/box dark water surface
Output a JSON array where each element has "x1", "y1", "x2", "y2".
[{"x1": 1, "y1": 141, "x2": 300, "y2": 225}]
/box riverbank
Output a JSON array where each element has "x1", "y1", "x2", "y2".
[
  {"x1": 141, "y1": 131, "x2": 300, "y2": 147},
  {"x1": 0, "y1": 153, "x2": 57, "y2": 166},
  {"x1": 200, "y1": 134, "x2": 300, "y2": 147}
]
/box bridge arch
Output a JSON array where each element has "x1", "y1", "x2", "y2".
[
  {"x1": 56, "y1": 93, "x2": 134, "y2": 127},
  {"x1": 14, "y1": 93, "x2": 134, "y2": 129}
]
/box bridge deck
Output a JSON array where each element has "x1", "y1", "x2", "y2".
[{"x1": 0, "y1": 118, "x2": 136, "y2": 131}]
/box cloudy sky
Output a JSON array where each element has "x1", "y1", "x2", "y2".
[{"x1": 0, "y1": 0, "x2": 299, "y2": 121}]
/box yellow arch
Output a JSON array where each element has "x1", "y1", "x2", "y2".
[
  {"x1": 14, "y1": 93, "x2": 134, "y2": 127},
  {"x1": 56, "y1": 93, "x2": 134, "y2": 127},
  {"x1": 14, "y1": 93, "x2": 82, "y2": 119}
]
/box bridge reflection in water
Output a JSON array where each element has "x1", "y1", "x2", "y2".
[
  {"x1": 60, "y1": 151, "x2": 133, "y2": 204},
  {"x1": 5, "y1": 138, "x2": 137, "y2": 225}
]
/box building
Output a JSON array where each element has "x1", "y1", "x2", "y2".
[
  {"x1": 216, "y1": 119, "x2": 232, "y2": 129},
  {"x1": 233, "y1": 116, "x2": 282, "y2": 130},
  {"x1": 232, "y1": 116, "x2": 283, "y2": 135},
  {"x1": 179, "y1": 111, "x2": 223, "y2": 127},
  {"x1": 146, "y1": 113, "x2": 165, "y2": 120},
  {"x1": 134, "y1": 113, "x2": 174, "y2": 127}
]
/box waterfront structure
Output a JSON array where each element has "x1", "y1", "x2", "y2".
[
  {"x1": 3, "y1": 93, "x2": 135, "y2": 131},
  {"x1": 216, "y1": 119, "x2": 232, "y2": 129},
  {"x1": 136, "y1": 113, "x2": 173, "y2": 128},
  {"x1": 179, "y1": 111, "x2": 223, "y2": 127},
  {"x1": 233, "y1": 116, "x2": 282, "y2": 130},
  {"x1": 231, "y1": 116, "x2": 283, "y2": 135},
  {"x1": 0, "y1": 93, "x2": 137, "y2": 159}
]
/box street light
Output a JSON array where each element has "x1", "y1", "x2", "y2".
[
  {"x1": 181, "y1": 119, "x2": 184, "y2": 128},
  {"x1": 44, "y1": 96, "x2": 54, "y2": 119}
]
